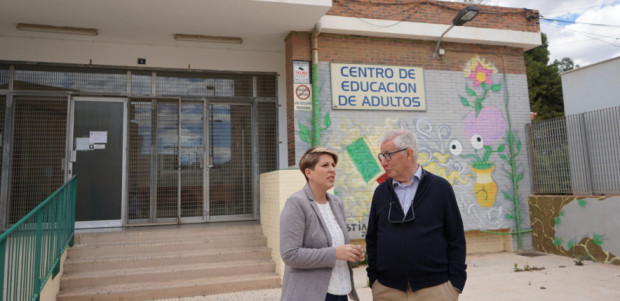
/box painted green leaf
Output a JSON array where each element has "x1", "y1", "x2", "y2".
[
  {"x1": 497, "y1": 144, "x2": 505, "y2": 153},
  {"x1": 481, "y1": 82, "x2": 488, "y2": 90},
  {"x1": 516, "y1": 173, "x2": 523, "y2": 182},
  {"x1": 299, "y1": 122, "x2": 310, "y2": 143},
  {"x1": 490, "y1": 84, "x2": 502, "y2": 92},
  {"x1": 505, "y1": 213, "x2": 514, "y2": 220},
  {"x1": 507, "y1": 132, "x2": 515, "y2": 145},
  {"x1": 499, "y1": 154, "x2": 508, "y2": 161},
  {"x1": 299, "y1": 122, "x2": 310, "y2": 135},
  {"x1": 466, "y1": 86, "x2": 476, "y2": 96},
  {"x1": 567, "y1": 240, "x2": 574, "y2": 250},
  {"x1": 517, "y1": 140, "x2": 522, "y2": 152},
  {"x1": 323, "y1": 113, "x2": 331, "y2": 129},
  {"x1": 300, "y1": 133, "x2": 310, "y2": 143},
  {"x1": 503, "y1": 191, "x2": 512, "y2": 200},
  {"x1": 482, "y1": 145, "x2": 492, "y2": 162},
  {"x1": 578, "y1": 199, "x2": 587, "y2": 208},
  {"x1": 554, "y1": 216, "x2": 561, "y2": 225},
  {"x1": 460, "y1": 96, "x2": 470, "y2": 107},
  {"x1": 474, "y1": 101, "x2": 483, "y2": 115},
  {"x1": 593, "y1": 233, "x2": 606, "y2": 246},
  {"x1": 553, "y1": 237, "x2": 563, "y2": 246}
]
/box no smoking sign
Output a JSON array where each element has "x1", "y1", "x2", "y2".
[
  {"x1": 294, "y1": 84, "x2": 312, "y2": 111},
  {"x1": 295, "y1": 84, "x2": 311, "y2": 100}
]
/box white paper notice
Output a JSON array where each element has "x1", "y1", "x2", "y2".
[
  {"x1": 76, "y1": 137, "x2": 91, "y2": 151},
  {"x1": 90, "y1": 131, "x2": 107, "y2": 144}
]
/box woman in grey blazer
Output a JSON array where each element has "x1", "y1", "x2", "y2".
[{"x1": 280, "y1": 147, "x2": 363, "y2": 301}]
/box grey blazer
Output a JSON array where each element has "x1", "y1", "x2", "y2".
[{"x1": 280, "y1": 184, "x2": 359, "y2": 301}]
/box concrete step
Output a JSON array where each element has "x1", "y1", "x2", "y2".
[
  {"x1": 59, "y1": 222, "x2": 281, "y2": 300},
  {"x1": 60, "y1": 259, "x2": 276, "y2": 289},
  {"x1": 68, "y1": 234, "x2": 267, "y2": 257},
  {"x1": 57, "y1": 272, "x2": 281, "y2": 301},
  {"x1": 74, "y1": 222, "x2": 263, "y2": 245},
  {"x1": 64, "y1": 245, "x2": 273, "y2": 273}
]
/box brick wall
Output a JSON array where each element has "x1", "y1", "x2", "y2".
[
  {"x1": 287, "y1": 32, "x2": 527, "y2": 73},
  {"x1": 285, "y1": 34, "x2": 312, "y2": 167},
  {"x1": 328, "y1": 0, "x2": 540, "y2": 33}
]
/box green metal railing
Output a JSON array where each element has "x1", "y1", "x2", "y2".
[{"x1": 0, "y1": 176, "x2": 77, "y2": 301}]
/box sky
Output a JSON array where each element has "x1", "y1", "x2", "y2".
[{"x1": 475, "y1": 0, "x2": 620, "y2": 67}]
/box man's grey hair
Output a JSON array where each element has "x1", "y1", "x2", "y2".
[{"x1": 380, "y1": 129, "x2": 419, "y2": 156}]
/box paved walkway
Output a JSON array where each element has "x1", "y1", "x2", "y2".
[{"x1": 156, "y1": 251, "x2": 620, "y2": 301}]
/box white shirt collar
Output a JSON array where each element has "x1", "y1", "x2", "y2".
[{"x1": 393, "y1": 165, "x2": 423, "y2": 187}]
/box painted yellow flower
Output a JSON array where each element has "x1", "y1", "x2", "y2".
[{"x1": 463, "y1": 55, "x2": 498, "y2": 79}]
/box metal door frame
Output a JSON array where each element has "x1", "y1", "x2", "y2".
[
  {"x1": 152, "y1": 97, "x2": 208, "y2": 224},
  {"x1": 68, "y1": 97, "x2": 128, "y2": 229},
  {"x1": 206, "y1": 100, "x2": 257, "y2": 222},
  {"x1": 127, "y1": 97, "x2": 208, "y2": 225}
]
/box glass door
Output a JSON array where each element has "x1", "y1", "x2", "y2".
[
  {"x1": 208, "y1": 103, "x2": 253, "y2": 219},
  {"x1": 128, "y1": 98, "x2": 205, "y2": 224}
]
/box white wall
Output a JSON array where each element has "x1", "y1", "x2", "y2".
[
  {"x1": 0, "y1": 36, "x2": 290, "y2": 169},
  {"x1": 561, "y1": 57, "x2": 620, "y2": 116}
]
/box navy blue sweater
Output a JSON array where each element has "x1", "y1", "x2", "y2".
[{"x1": 366, "y1": 168, "x2": 467, "y2": 292}]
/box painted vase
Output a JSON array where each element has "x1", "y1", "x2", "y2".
[{"x1": 471, "y1": 165, "x2": 497, "y2": 207}]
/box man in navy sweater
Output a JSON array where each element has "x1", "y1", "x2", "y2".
[{"x1": 366, "y1": 129, "x2": 467, "y2": 300}]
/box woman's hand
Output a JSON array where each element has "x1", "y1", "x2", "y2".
[{"x1": 336, "y1": 244, "x2": 365, "y2": 262}]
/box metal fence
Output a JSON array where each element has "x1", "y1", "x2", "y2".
[
  {"x1": 0, "y1": 176, "x2": 77, "y2": 301},
  {"x1": 527, "y1": 106, "x2": 620, "y2": 195}
]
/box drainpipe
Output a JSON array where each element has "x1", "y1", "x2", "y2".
[{"x1": 311, "y1": 22, "x2": 322, "y2": 146}]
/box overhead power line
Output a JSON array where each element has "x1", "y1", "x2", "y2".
[
  {"x1": 545, "y1": 22, "x2": 620, "y2": 48},
  {"x1": 541, "y1": 17, "x2": 620, "y2": 28}
]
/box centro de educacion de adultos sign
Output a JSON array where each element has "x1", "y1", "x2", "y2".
[{"x1": 330, "y1": 63, "x2": 426, "y2": 111}]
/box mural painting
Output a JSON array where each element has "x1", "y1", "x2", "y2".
[
  {"x1": 296, "y1": 56, "x2": 528, "y2": 241},
  {"x1": 529, "y1": 196, "x2": 620, "y2": 265}
]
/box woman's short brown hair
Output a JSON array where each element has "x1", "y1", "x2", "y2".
[{"x1": 299, "y1": 147, "x2": 339, "y2": 181}]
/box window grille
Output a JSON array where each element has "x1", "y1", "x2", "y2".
[
  {"x1": 9, "y1": 96, "x2": 67, "y2": 223},
  {"x1": 180, "y1": 101, "x2": 204, "y2": 218},
  {"x1": 1, "y1": 61, "x2": 278, "y2": 224},
  {"x1": 209, "y1": 104, "x2": 253, "y2": 216},
  {"x1": 13, "y1": 65, "x2": 127, "y2": 94},
  {"x1": 155, "y1": 72, "x2": 253, "y2": 97},
  {"x1": 156, "y1": 100, "x2": 180, "y2": 219},
  {"x1": 258, "y1": 102, "x2": 278, "y2": 173},
  {"x1": 131, "y1": 71, "x2": 152, "y2": 96},
  {"x1": 0, "y1": 96, "x2": 5, "y2": 178},
  {"x1": 128, "y1": 99, "x2": 153, "y2": 221},
  {"x1": 0, "y1": 64, "x2": 8, "y2": 88}
]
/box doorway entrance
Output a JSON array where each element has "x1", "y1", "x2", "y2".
[
  {"x1": 208, "y1": 103, "x2": 253, "y2": 218},
  {"x1": 70, "y1": 97, "x2": 126, "y2": 228},
  {"x1": 128, "y1": 98, "x2": 205, "y2": 224},
  {"x1": 127, "y1": 99, "x2": 257, "y2": 224},
  {"x1": 0, "y1": 62, "x2": 278, "y2": 231}
]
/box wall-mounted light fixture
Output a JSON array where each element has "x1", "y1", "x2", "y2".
[
  {"x1": 16, "y1": 23, "x2": 98, "y2": 36},
  {"x1": 432, "y1": 6, "x2": 479, "y2": 59},
  {"x1": 173, "y1": 34, "x2": 243, "y2": 44}
]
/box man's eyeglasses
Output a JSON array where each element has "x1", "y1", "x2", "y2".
[
  {"x1": 387, "y1": 201, "x2": 415, "y2": 223},
  {"x1": 378, "y1": 148, "x2": 408, "y2": 162}
]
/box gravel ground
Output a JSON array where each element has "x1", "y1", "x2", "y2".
[{"x1": 155, "y1": 251, "x2": 620, "y2": 301}]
